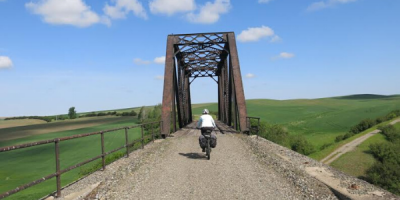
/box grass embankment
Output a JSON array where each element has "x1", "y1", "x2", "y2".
[
  {"x1": 0, "y1": 116, "x2": 143, "y2": 200},
  {"x1": 330, "y1": 119, "x2": 400, "y2": 178}
]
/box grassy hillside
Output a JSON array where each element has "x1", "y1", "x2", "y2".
[
  {"x1": 0, "y1": 116, "x2": 142, "y2": 200},
  {"x1": 246, "y1": 96, "x2": 400, "y2": 150}
]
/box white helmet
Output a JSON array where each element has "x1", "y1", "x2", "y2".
[{"x1": 202, "y1": 109, "x2": 209, "y2": 114}]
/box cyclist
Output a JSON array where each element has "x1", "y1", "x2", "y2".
[{"x1": 197, "y1": 109, "x2": 217, "y2": 152}]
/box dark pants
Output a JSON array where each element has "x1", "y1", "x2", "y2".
[{"x1": 200, "y1": 127, "x2": 214, "y2": 135}]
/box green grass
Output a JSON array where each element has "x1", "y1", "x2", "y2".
[
  {"x1": 330, "y1": 133, "x2": 387, "y2": 178},
  {"x1": 309, "y1": 118, "x2": 398, "y2": 160},
  {"x1": 0, "y1": 116, "x2": 150, "y2": 200},
  {"x1": 246, "y1": 96, "x2": 400, "y2": 151},
  {"x1": 328, "y1": 117, "x2": 400, "y2": 178}
]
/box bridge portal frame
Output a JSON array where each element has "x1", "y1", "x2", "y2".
[{"x1": 161, "y1": 32, "x2": 247, "y2": 137}]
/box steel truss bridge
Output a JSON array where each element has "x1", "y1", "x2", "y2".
[{"x1": 161, "y1": 32, "x2": 248, "y2": 136}]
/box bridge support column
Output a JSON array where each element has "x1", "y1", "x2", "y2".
[
  {"x1": 227, "y1": 33, "x2": 248, "y2": 131},
  {"x1": 161, "y1": 35, "x2": 176, "y2": 137}
]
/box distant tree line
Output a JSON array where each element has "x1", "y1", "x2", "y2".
[
  {"x1": 365, "y1": 124, "x2": 400, "y2": 195},
  {"x1": 335, "y1": 110, "x2": 400, "y2": 143},
  {"x1": 79, "y1": 110, "x2": 137, "y2": 118},
  {"x1": 4, "y1": 115, "x2": 67, "y2": 122},
  {"x1": 5, "y1": 106, "x2": 141, "y2": 122}
]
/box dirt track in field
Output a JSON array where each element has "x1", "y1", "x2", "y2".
[
  {"x1": 0, "y1": 116, "x2": 135, "y2": 142},
  {"x1": 321, "y1": 119, "x2": 400, "y2": 164}
]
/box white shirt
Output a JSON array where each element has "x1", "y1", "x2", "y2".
[{"x1": 197, "y1": 114, "x2": 216, "y2": 128}]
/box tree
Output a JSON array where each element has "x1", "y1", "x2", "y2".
[
  {"x1": 138, "y1": 106, "x2": 146, "y2": 121},
  {"x1": 68, "y1": 107, "x2": 77, "y2": 119}
]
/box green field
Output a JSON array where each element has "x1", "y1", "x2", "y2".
[
  {"x1": 330, "y1": 119, "x2": 400, "y2": 178},
  {"x1": 330, "y1": 133, "x2": 387, "y2": 178},
  {"x1": 0, "y1": 116, "x2": 147, "y2": 200},
  {"x1": 246, "y1": 95, "x2": 400, "y2": 149}
]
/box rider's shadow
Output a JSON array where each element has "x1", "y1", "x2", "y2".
[{"x1": 178, "y1": 153, "x2": 207, "y2": 159}]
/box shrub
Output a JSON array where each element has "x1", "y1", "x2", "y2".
[
  {"x1": 380, "y1": 125, "x2": 400, "y2": 142},
  {"x1": 366, "y1": 124, "x2": 400, "y2": 195},
  {"x1": 343, "y1": 132, "x2": 354, "y2": 140},
  {"x1": 375, "y1": 116, "x2": 386, "y2": 124},
  {"x1": 320, "y1": 142, "x2": 333, "y2": 150},
  {"x1": 262, "y1": 124, "x2": 289, "y2": 146},
  {"x1": 366, "y1": 160, "x2": 400, "y2": 195},
  {"x1": 335, "y1": 135, "x2": 344, "y2": 143},
  {"x1": 290, "y1": 135, "x2": 315, "y2": 155}
]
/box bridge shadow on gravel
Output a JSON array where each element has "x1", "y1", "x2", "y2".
[{"x1": 178, "y1": 152, "x2": 207, "y2": 160}]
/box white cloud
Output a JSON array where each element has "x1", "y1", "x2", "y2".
[
  {"x1": 150, "y1": 0, "x2": 196, "y2": 16},
  {"x1": 104, "y1": 0, "x2": 147, "y2": 19},
  {"x1": 258, "y1": 0, "x2": 273, "y2": 3},
  {"x1": 279, "y1": 52, "x2": 295, "y2": 59},
  {"x1": 0, "y1": 56, "x2": 13, "y2": 69},
  {"x1": 270, "y1": 35, "x2": 281, "y2": 43},
  {"x1": 25, "y1": 0, "x2": 108, "y2": 27},
  {"x1": 186, "y1": 0, "x2": 231, "y2": 24},
  {"x1": 245, "y1": 73, "x2": 255, "y2": 78},
  {"x1": 154, "y1": 56, "x2": 165, "y2": 64},
  {"x1": 307, "y1": 0, "x2": 357, "y2": 11},
  {"x1": 155, "y1": 75, "x2": 164, "y2": 80},
  {"x1": 237, "y1": 25, "x2": 280, "y2": 43},
  {"x1": 133, "y1": 58, "x2": 151, "y2": 65},
  {"x1": 134, "y1": 56, "x2": 166, "y2": 65},
  {"x1": 271, "y1": 52, "x2": 295, "y2": 60}
]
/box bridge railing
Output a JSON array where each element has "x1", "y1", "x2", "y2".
[
  {"x1": 0, "y1": 120, "x2": 162, "y2": 199},
  {"x1": 246, "y1": 117, "x2": 260, "y2": 138}
]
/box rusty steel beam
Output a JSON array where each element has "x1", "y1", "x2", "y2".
[
  {"x1": 161, "y1": 35, "x2": 177, "y2": 137},
  {"x1": 174, "y1": 63, "x2": 183, "y2": 129},
  {"x1": 227, "y1": 33, "x2": 248, "y2": 132}
]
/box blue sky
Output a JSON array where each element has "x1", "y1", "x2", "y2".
[{"x1": 0, "y1": 0, "x2": 399, "y2": 117}]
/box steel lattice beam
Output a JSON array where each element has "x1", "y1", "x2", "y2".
[{"x1": 161, "y1": 32, "x2": 248, "y2": 137}]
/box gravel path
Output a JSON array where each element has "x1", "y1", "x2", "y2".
[
  {"x1": 321, "y1": 118, "x2": 400, "y2": 164},
  {"x1": 94, "y1": 123, "x2": 302, "y2": 200}
]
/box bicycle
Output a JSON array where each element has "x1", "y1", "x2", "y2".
[{"x1": 203, "y1": 129, "x2": 212, "y2": 160}]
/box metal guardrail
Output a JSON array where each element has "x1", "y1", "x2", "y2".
[
  {"x1": 0, "y1": 120, "x2": 163, "y2": 199},
  {"x1": 246, "y1": 117, "x2": 260, "y2": 138}
]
